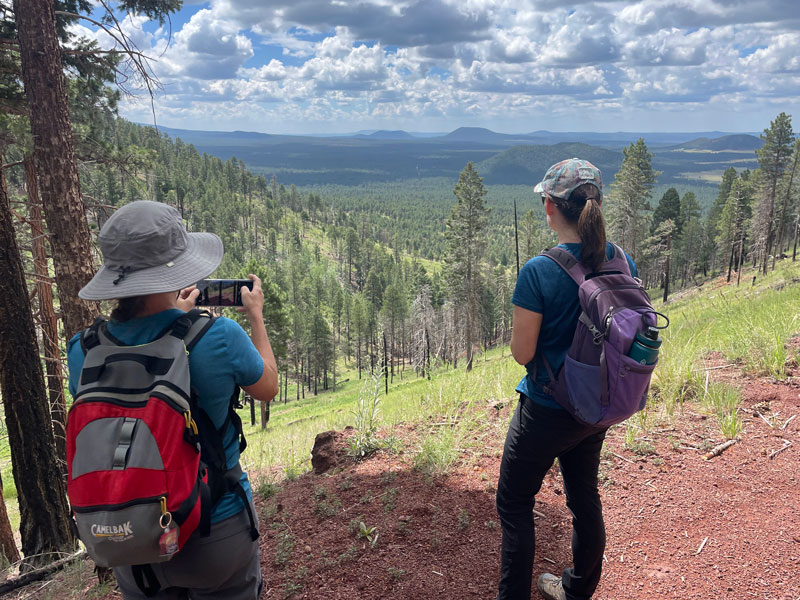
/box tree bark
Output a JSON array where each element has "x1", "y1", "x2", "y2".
[
  {"x1": 0, "y1": 473, "x2": 20, "y2": 566},
  {"x1": 14, "y1": 0, "x2": 99, "y2": 340},
  {"x1": 0, "y1": 157, "x2": 75, "y2": 567},
  {"x1": 24, "y1": 157, "x2": 67, "y2": 473}
]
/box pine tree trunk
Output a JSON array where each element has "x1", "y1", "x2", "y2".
[
  {"x1": 737, "y1": 237, "x2": 744, "y2": 286},
  {"x1": 0, "y1": 158, "x2": 75, "y2": 567},
  {"x1": 14, "y1": 0, "x2": 99, "y2": 340},
  {"x1": 25, "y1": 157, "x2": 66, "y2": 473},
  {"x1": 662, "y1": 233, "x2": 671, "y2": 303},
  {"x1": 727, "y1": 244, "x2": 734, "y2": 283},
  {"x1": 0, "y1": 473, "x2": 20, "y2": 566}
]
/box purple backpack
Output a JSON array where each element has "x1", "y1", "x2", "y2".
[{"x1": 538, "y1": 245, "x2": 662, "y2": 427}]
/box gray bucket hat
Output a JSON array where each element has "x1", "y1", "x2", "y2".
[{"x1": 79, "y1": 201, "x2": 223, "y2": 300}]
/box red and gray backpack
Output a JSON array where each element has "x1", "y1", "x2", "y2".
[
  {"x1": 537, "y1": 245, "x2": 667, "y2": 427},
  {"x1": 66, "y1": 309, "x2": 258, "y2": 579}
]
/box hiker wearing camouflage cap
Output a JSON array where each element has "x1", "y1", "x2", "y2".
[
  {"x1": 533, "y1": 158, "x2": 603, "y2": 201},
  {"x1": 497, "y1": 159, "x2": 637, "y2": 600}
]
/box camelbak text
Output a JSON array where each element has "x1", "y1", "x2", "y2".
[{"x1": 91, "y1": 522, "x2": 133, "y2": 537}]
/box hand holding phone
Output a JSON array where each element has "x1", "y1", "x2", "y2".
[{"x1": 194, "y1": 279, "x2": 254, "y2": 307}]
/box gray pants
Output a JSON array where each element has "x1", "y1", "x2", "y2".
[{"x1": 114, "y1": 505, "x2": 262, "y2": 600}]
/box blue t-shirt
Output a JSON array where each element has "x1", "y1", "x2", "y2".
[
  {"x1": 512, "y1": 242, "x2": 638, "y2": 409},
  {"x1": 67, "y1": 309, "x2": 264, "y2": 523}
]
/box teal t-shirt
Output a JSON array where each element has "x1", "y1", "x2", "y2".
[
  {"x1": 67, "y1": 309, "x2": 264, "y2": 523},
  {"x1": 512, "y1": 242, "x2": 638, "y2": 409}
]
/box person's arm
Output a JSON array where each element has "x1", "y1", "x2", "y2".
[
  {"x1": 238, "y1": 274, "x2": 279, "y2": 402},
  {"x1": 510, "y1": 305, "x2": 543, "y2": 366}
]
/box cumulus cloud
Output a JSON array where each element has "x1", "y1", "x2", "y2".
[
  {"x1": 75, "y1": 0, "x2": 800, "y2": 132},
  {"x1": 161, "y1": 9, "x2": 254, "y2": 80}
]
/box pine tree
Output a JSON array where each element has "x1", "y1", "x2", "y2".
[
  {"x1": 651, "y1": 188, "x2": 681, "y2": 234},
  {"x1": 755, "y1": 112, "x2": 794, "y2": 273},
  {"x1": 606, "y1": 138, "x2": 659, "y2": 260},
  {"x1": 444, "y1": 162, "x2": 489, "y2": 372}
]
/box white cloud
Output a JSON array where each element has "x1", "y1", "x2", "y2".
[
  {"x1": 68, "y1": 0, "x2": 798, "y2": 132},
  {"x1": 159, "y1": 9, "x2": 253, "y2": 80}
]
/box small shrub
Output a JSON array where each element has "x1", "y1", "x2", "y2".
[
  {"x1": 457, "y1": 508, "x2": 470, "y2": 530},
  {"x1": 357, "y1": 521, "x2": 379, "y2": 548},
  {"x1": 381, "y1": 470, "x2": 398, "y2": 485},
  {"x1": 337, "y1": 544, "x2": 358, "y2": 564},
  {"x1": 280, "y1": 581, "x2": 302, "y2": 599},
  {"x1": 313, "y1": 490, "x2": 341, "y2": 519},
  {"x1": 413, "y1": 427, "x2": 459, "y2": 477},
  {"x1": 382, "y1": 487, "x2": 399, "y2": 512},
  {"x1": 396, "y1": 518, "x2": 411, "y2": 536},
  {"x1": 630, "y1": 440, "x2": 657, "y2": 456},
  {"x1": 348, "y1": 516, "x2": 364, "y2": 534},
  {"x1": 255, "y1": 477, "x2": 281, "y2": 500},
  {"x1": 348, "y1": 373, "x2": 384, "y2": 458},
  {"x1": 274, "y1": 528, "x2": 295, "y2": 568}
]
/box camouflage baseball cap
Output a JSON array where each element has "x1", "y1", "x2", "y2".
[{"x1": 533, "y1": 158, "x2": 603, "y2": 200}]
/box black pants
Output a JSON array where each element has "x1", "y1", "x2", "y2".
[{"x1": 496, "y1": 395, "x2": 607, "y2": 600}]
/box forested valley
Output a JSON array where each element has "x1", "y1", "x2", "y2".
[{"x1": 1, "y1": 0, "x2": 800, "y2": 589}]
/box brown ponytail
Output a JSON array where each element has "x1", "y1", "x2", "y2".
[
  {"x1": 575, "y1": 185, "x2": 606, "y2": 271},
  {"x1": 550, "y1": 183, "x2": 607, "y2": 271}
]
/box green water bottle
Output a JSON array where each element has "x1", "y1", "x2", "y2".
[{"x1": 628, "y1": 326, "x2": 661, "y2": 365}]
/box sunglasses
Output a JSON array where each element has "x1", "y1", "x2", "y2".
[{"x1": 540, "y1": 193, "x2": 547, "y2": 205}]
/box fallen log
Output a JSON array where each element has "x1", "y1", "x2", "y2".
[
  {"x1": 702, "y1": 438, "x2": 738, "y2": 460},
  {"x1": 0, "y1": 550, "x2": 86, "y2": 595}
]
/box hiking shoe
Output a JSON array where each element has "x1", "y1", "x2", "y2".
[{"x1": 537, "y1": 573, "x2": 566, "y2": 600}]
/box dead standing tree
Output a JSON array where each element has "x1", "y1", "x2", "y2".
[{"x1": 24, "y1": 156, "x2": 67, "y2": 467}]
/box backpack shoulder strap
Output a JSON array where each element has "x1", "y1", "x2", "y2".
[
  {"x1": 605, "y1": 243, "x2": 632, "y2": 276},
  {"x1": 179, "y1": 309, "x2": 217, "y2": 352},
  {"x1": 79, "y1": 316, "x2": 125, "y2": 353},
  {"x1": 80, "y1": 317, "x2": 107, "y2": 353},
  {"x1": 542, "y1": 247, "x2": 591, "y2": 286}
]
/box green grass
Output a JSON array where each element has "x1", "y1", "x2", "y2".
[
  {"x1": 240, "y1": 345, "x2": 520, "y2": 479},
  {"x1": 242, "y1": 260, "x2": 800, "y2": 473}
]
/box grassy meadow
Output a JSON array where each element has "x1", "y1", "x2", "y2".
[
  {"x1": 242, "y1": 257, "x2": 800, "y2": 486},
  {"x1": 2, "y1": 257, "x2": 800, "y2": 536}
]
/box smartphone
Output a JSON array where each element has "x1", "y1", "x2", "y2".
[{"x1": 194, "y1": 279, "x2": 253, "y2": 307}]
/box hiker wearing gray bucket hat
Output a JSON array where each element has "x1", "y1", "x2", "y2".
[
  {"x1": 79, "y1": 200, "x2": 224, "y2": 300},
  {"x1": 67, "y1": 200, "x2": 278, "y2": 599},
  {"x1": 497, "y1": 159, "x2": 637, "y2": 600}
]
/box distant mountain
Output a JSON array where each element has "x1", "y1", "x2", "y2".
[
  {"x1": 151, "y1": 123, "x2": 760, "y2": 186},
  {"x1": 478, "y1": 143, "x2": 623, "y2": 185},
  {"x1": 357, "y1": 130, "x2": 415, "y2": 140},
  {"x1": 664, "y1": 134, "x2": 763, "y2": 152},
  {"x1": 524, "y1": 131, "x2": 761, "y2": 148},
  {"x1": 155, "y1": 125, "x2": 275, "y2": 142},
  {"x1": 438, "y1": 127, "x2": 532, "y2": 144}
]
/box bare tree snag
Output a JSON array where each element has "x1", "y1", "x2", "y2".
[
  {"x1": 0, "y1": 154, "x2": 75, "y2": 567},
  {"x1": 24, "y1": 156, "x2": 67, "y2": 471},
  {"x1": 13, "y1": 0, "x2": 99, "y2": 340}
]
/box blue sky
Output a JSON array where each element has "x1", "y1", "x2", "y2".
[{"x1": 74, "y1": 0, "x2": 800, "y2": 134}]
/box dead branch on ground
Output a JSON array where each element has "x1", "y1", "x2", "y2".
[{"x1": 702, "y1": 439, "x2": 738, "y2": 460}]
